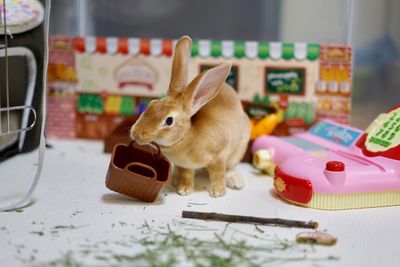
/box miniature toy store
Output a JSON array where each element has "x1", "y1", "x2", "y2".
[{"x1": 1, "y1": 0, "x2": 400, "y2": 266}]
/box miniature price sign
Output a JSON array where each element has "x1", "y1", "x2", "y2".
[
  {"x1": 366, "y1": 107, "x2": 400, "y2": 152},
  {"x1": 265, "y1": 68, "x2": 305, "y2": 95}
]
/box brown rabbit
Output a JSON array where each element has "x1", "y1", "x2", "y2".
[{"x1": 130, "y1": 36, "x2": 250, "y2": 197}]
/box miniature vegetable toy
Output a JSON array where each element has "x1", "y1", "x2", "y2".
[
  {"x1": 250, "y1": 113, "x2": 279, "y2": 140},
  {"x1": 244, "y1": 98, "x2": 281, "y2": 140},
  {"x1": 130, "y1": 36, "x2": 250, "y2": 197},
  {"x1": 252, "y1": 105, "x2": 400, "y2": 210}
]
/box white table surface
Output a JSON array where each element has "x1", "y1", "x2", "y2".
[{"x1": 1, "y1": 140, "x2": 400, "y2": 267}]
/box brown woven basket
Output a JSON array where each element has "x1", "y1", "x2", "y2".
[{"x1": 105, "y1": 142, "x2": 172, "y2": 202}]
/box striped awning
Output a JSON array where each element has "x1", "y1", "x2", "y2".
[{"x1": 74, "y1": 37, "x2": 320, "y2": 61}]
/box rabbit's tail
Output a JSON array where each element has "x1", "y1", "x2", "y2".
[{"x1": 226, "y1": 170, "x2": 244, "y2": 190}]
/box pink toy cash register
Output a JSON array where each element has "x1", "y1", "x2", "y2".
[{"x1": 252, "y1": 105, "x2": 400, "y2": 210}]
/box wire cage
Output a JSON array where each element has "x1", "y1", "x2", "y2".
[{"x1": 0, "y1": 0, "x2": 49, "y2": 212}]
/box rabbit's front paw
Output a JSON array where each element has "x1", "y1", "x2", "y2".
[
  {"x1": 177, "y1": 184, "x2": 193, "y2": 196},
  {"x1": 208, "y1": 185, "x2": 226, "y2": 198}
]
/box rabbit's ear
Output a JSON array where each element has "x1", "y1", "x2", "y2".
[
  {"x1": 185, "y1": 62, "x2": 232, "y2": 116},
  {"x1": 168, "y1": 36, "x2": 192, "y2": 97}
]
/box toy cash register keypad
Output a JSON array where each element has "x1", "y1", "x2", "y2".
[{"x1": 366, "y1": 107, "x2": 400, "y2": 153}]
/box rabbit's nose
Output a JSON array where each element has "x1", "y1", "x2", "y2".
[{"x1": 131, "y1": 128, "x2": 146, "y2": 142}]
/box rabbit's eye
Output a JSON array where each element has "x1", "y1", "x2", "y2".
[{"x1": 164, "y1": 116, "x2": 173, "y2": 126}]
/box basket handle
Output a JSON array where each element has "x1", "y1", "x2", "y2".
[
  {"x1": 130, "y1": 141, "x2": 161, "y2": 158},
  {"x1": 124, "y1": 162, "x2": 157, "y2": 180}
]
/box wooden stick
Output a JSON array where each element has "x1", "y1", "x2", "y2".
[{"x1": 182, "y1": 211, "x2": 318, "y2": 229}]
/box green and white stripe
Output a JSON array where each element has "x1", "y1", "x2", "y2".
[{"x1": 190, "y1": 40, "x2": 320, "y2": 61}]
